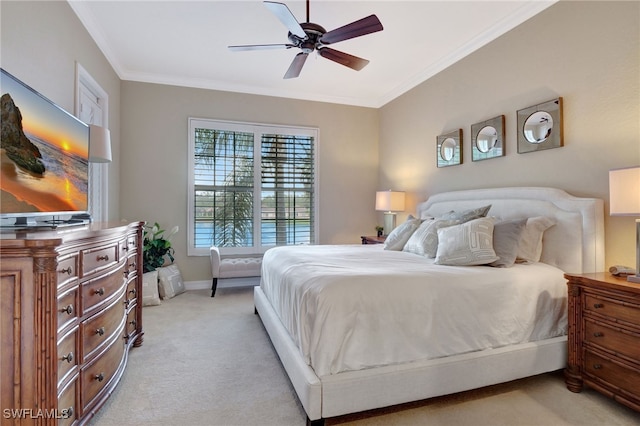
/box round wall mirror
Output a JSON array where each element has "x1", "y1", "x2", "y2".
[
  {"x1": 523, "y1": 111, "x2": 554, "y2": 144},
  {"x1": 440, "y1": 138, "x2": 456, "y2": 161},
  {"x1": 476, "y1": 126, "x2": 498, "y2": 153}
]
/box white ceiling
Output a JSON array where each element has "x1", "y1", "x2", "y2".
[{"x1": 68, "y1": 0, "x2": 556, "y2": 108}]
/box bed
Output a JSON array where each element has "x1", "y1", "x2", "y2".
[{"x1": 253, "y1": 187, "x2": 604, "y2": 425}]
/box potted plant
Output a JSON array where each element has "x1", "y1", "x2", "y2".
[
  {"x1": 143, "y1": 222, "x2": 179, "y2": 273},
  {"x1": 375, "y1": 226, "x2": 384, "y2": 237}
]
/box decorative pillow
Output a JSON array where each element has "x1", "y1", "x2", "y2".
[
  {"x1": 516, "y1": 216, "x2": 556, "y2": 264},
  {"x1": 438, "y1": 204, "x2": 492, "y2": 223},
  {"x1": 489, "y1": 218, "x2": 527, "y2": 268},
  {"x1": 435, "y1": 218, "x2": 499, "y2": 266},
  {"x1": 157, "y1": 264, "x2": 186, "y2": 299},
  {"x1": 141, "y1": 270, "x2": 161, "y2": 306},
  {"x1": 403, "y1": 218, "x2": 459, "y2": 257},
  {"x1": 384, "y1": 215, "x2": 421, "y2": 251}
]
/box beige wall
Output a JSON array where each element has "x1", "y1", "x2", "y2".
[
  {"x1": 1, "y1": 1, "x2": 122, "y2": 219},
  {"x1": 119, "y1": 82, "x2": 379, "y2": 280},
  {"x1": 379, "y1": 1, "x2": 640, "y2": 267}
]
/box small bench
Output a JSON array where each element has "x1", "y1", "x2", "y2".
[{"x1": 209, "y1": 246, "x2": 262, "y2": 297}]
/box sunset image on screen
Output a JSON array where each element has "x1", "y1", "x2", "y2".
[{"x1": 1, "y1": 69, "x2": 89, "y2": 215}]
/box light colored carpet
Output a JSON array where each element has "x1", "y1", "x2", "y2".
[{"x1": 90, "y1": 287, "x2": 640, "y2": 426}]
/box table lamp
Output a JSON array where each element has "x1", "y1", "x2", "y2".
[
  {"x1": 375, "y1": 190, "x2": 405, "y2": 236},
  {"x1": 609, "y1": 166, "x2": 640, "y2": 283}
]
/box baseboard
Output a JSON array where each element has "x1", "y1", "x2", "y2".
[{"x1": 185, "y1": 277, "x2": 260, "y2": 291}]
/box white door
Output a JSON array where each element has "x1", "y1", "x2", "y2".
[{"x1": 76, "y1": 63, "x2": 109, "y2": 222}]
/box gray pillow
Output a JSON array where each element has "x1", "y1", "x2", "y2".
[
  {"x1": 438, "y1": 205, "x2": 492, "y2": 223},
  {"x1": 403, "y1": 218, "x2": 459, "y2": 257},
  {"x1": 489, "y1": 219, "x2": 527, "y2": 267},
  {"x1": 384, "y1": 215, "x2": 421, "y2": 251}
]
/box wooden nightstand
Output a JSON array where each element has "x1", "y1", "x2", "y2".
[
  {"x1": 564, "y1": 272, "x2": 640, "y2": 412},
  {"x1": 361, "y1": 235, "x2": 386, "y2": 245}
]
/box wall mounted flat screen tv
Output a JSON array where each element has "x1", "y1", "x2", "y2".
[{"x1": 1, "y1": 68, "x2": 89, "y2": 228}]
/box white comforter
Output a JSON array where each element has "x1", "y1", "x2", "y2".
[{"x1": 260, "y1": 244, "x2": 568, "y2": 377}]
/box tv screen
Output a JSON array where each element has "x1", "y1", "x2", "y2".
[{"x1": 1, "y1": 68, "x2": 89, "y2": 226}]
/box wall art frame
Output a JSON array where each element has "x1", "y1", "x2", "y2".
[
  {"x1": 471, "y1": 115, "x2": 505, "y2": 161},
  {"x1": 517, "y1": 97, "x2": 563, "y2": 154},
  {"x1": 437, "y1": 129, "x2": 462, "y2": 168}
]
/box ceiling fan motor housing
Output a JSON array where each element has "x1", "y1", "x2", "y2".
[{"x1": 288, "y1": 22, "x2": 326, "y2": 53}]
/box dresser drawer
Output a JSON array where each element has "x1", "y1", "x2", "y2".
[
  {"x1": 120, "y1": 235, "x2": 138, "y2": 259},
  {"x1": 80, "y1": 296, "x2": 125, "y2": 363},
  {"x1": 57, "y1": 326, "x2": 78, "y2": 386},
  {"x1": 81, "y1": 243, "x2": 118, "y2": 277},
  {"x1": 585, "y1": 319, "x2": 640, "y2": 361},
  {"x1": 124, "y1": 306, "x2": 138, "y2": 343},
  {"x1": 57, "y1": 254, "x2": 79, "y2": 287},
  {"x1": 58, "y1": 286, "x2": 79, "y2": 333},
  {"x1": 81, "y1": 264, "x2": 126, "y2": 316},
  {"x1": 80, "y1": 330, "x2": 126, "y2": 414},
  {"x1": 58, "y1": 376, "x2": 78, "y2": 426},
  {"x1": 584, "y1": 294, "x2": 640, "y2": 326},
  {"x1": 584, "y1": 350, "x2": 640, "y2": 398}
]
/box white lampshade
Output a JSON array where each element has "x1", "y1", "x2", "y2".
[
  {"x1": 375, "y1": 190, "x2": 405, "y2": 212},
  {"x1": 609, "y1": 166, "x2": 640, "y2": 215},
  {"x1": 89, "y1": 124, "x2": 112, "y2": 163}
]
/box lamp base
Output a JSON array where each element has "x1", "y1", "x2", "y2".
[
  {"x1": 383, "y1": 212, "x2": 397, "y2": 236},
  {"x1": 633, "y1": 219, "x2": 640, "y2": 284}
]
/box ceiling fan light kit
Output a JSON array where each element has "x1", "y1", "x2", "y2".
[{"x1": 229, "y1": 0, "x2": 383, "y2": 79}]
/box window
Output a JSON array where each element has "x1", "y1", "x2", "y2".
[{"x1": 188, "y1": 119, "x2": 318, "y2": 256}]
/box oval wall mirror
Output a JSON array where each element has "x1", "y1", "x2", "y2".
[
  {"x1": 523, "y1": 111, "x2": 554, "y2": 144},
  {"x1": 436, "y1": 129, "x2": 462, "y2": 168},
  {"x1": 440, "y1": 138, "x2": 456, "y2": 160},
  {"x1": 476, "y1": 126, "x2": 498, "y2": 153},
  {"x1": 517, "y1": 97, "x2": 563, "y2": 154},
  {"x1": 471, "y1": 115, "x2": 504, "y2": 162}
]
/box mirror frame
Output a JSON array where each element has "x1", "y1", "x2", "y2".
[
  {"x1": 517, "y1": 97, "x2": 563, "y2": 154},
  {"x1": 471, "y1": 115, "x2": 505, "y2": 162},
  {"x1": 436, "y1": 129, "x2": 462, "y2": 168}
]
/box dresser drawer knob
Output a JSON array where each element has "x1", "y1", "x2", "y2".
[
  {"x1": 94, "y1": 373, "x2": 105, "y2": 382},
  {"x1": 96, "y1": 254, "x2": 109, "y2": 262},
  {"x1": 593, "y1": 303, "x2": 604, "y2": 309},
  {"x1": 60, "y1": 304, "x2": 74, "y2": 315},
  {"x1": 593, "y1": 332, "x2": 604, "y2": 337},
  {"x1": 129, "y1": 320, "x2": 137, "y2": 327},
  {"x1": 96, "y1": 327, "x2": 105, "y2": 336},
  {"x1": 94, "y1": 287, "x2": 105, "y2": 296},
  {"x1": 61, "y1": 352, "x2": 74, "y2": 363},
  {"x1": 58, "y1": 266, "x2": 73, "y2": 275},
  {"x1": 129, "y1": 288, "x2": 137, "y2": 296},
  {"x1": 593, "y1": 364, "x2": 602, "y2": 370},
  {"x1": 61, "y1": 406, "x2": 73, "y2": 419}
]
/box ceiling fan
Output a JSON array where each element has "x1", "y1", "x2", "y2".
[{"x1": 228, "y1": 0, "x2": 384, "y2": 79}]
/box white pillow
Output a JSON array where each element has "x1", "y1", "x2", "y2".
[
  {"x1": 384, "y1": 215, "x2": 421, "y2": 251},
  {"x1": 157, "y1": 264, "x2": 186, "y2": 299},
  {"x1": 438, "y1": 205, "x2": 492, "y2": 222},
  {"x1": 435, "y1": 218, "x2": 499, "y2": 266},
  {"x1": 141, "y1": 270, "x2": 161, "y2": 306},
  {"x1": 516, "y1": 216, "x2": 556, "y2": 263},
  {"x1": 490, "y1": 218, "x2": 527, "y2": 268},
  {"x1": 403, "y1": 218, "x2": 459, "y2": 257}
]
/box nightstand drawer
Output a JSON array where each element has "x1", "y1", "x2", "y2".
[
  {"x1": 584, "y1": 350, "x2": 640, "y2": 397},
  {"x1": 584, "y1": 294, "x2": 640, "y2": 326},
  {"x1": 585, "y1": 319, "x2": 640, "y2": 361}
]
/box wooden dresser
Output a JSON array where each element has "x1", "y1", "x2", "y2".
[
  {"x1": 0, "y1": 222, "x2": 144, "y2": 425},
  {"x1": 564, "y1": 272, "x2": 640, "y2": 412}
]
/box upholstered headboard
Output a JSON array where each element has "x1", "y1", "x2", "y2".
[{"x1": 416, "y1": 187, "x2": 604, "y2": 274}]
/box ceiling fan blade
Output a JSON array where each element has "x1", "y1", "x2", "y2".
[
  {"x1": 229, "y1": 44, "x2": 294, "y2": 51},
  {"x1": 264, "y1": 1, "x2": 307, "y2": 39},
  {"x1": 319, "y1": 14, "x2": 383, "y2": 45},
  {"x1": 317, "y1": 47, "x2": 369, "y2": 71},
  {"x1": 284, "y1": 52, "x2": 308, "y2": 79}
]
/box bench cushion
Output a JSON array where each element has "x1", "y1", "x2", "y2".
[{"x1": 219, "y1": 257, "x2": 262, "y2": 279}]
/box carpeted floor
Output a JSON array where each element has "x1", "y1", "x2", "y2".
[{"x1": 89, "y1": 287, "x2": 640, "y2": 426}]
